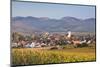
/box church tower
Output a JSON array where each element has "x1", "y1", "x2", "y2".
[{"x1": 67, "y1": 31, "x2": 71, "y2": 38}]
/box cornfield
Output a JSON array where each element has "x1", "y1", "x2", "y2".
[{"x1": 12, "y1": 47, "x2": 96, "y2": 66}]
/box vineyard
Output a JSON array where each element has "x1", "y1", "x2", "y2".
[{"x1": 12, "y1": 45, "x2": 96, "y2": 66}]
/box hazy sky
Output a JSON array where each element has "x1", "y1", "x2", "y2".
[{"x1": 12, "y1": 1, "x2": 95, "y2": 19}]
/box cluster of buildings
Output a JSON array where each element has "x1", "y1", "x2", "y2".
[{"x1": 12, "y1": 31, "x2": 96, "y2": 48}]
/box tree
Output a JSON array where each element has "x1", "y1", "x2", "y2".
[{"x1": 12, "y1": 32, "x2": 25, "y2": 42}]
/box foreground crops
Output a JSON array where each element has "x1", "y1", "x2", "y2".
[{"x1": 12, "y1": 47, "x2": 95, "y2": 65}]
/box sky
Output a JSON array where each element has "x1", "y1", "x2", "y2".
[{"x1": 12, "y1": 1, "x2": 96, "y2": 19}]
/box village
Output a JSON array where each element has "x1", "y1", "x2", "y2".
[{"x1": 11, "y1": 31, "x2": 96, "y2": 49}]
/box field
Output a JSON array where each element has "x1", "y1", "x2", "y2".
[{"x1": 12, "y1": 44, "x2": 96, "y2": 66}]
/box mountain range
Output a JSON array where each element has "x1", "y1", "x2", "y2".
[{"x1": 12, "y1": 16, "x2": 96, "y2": 33}]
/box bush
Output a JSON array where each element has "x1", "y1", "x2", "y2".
[{"x1": 76, "y1": 43, "x2": 88, "y2": 48}]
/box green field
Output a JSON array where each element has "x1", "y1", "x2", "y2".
[{"x1": 12, "y1": 45, "x2": 96, "y2": 66}]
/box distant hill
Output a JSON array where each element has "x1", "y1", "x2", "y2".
[{"x1": 12, "y1": 16, "x2": 96, "y2": 33}]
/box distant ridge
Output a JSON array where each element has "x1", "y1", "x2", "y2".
[{"x1": 12, "y1": 16, "x2": 96, "y2": 34}]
